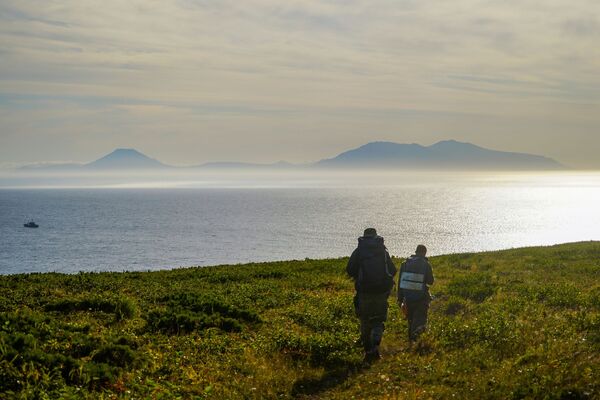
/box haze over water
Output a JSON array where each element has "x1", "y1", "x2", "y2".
[{"x1": 1, "y1": 171, "x2": 599, "y2": 275}]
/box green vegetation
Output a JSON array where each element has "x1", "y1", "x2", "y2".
[{"x1": 1, "y1": 241, "x2": 599, "y2": 399}]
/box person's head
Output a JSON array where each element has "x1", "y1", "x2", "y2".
[
  {"x1": 415, "y1": 244, "x2": 427, "y2": 256},
  {"x1": 363, "y1": 227, "x2": 377, "y2": 237}
]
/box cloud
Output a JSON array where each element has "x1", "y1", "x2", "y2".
[
  {"x1": 0, "y1": 0, "x2": 599, "y2": 167},
  {"x1": 563, "y1": 17, "x2": 600, "y2": 36}
]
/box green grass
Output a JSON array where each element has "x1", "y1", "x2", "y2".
[{"x1": 1, "y1": 241, "x2": 599, "y2": 399}]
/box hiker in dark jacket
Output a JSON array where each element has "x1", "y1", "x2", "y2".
[
  {"x1": 397, "y1": 245, "x2": 434, "y2": 342},
  {"x1": 347, "y1": 228, "x2": 397, "y2": 362}
]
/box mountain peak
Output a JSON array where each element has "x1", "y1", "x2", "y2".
[
  {"x1": 86, "y1": 148, "x2": 167, "y2": 169},
  {"x1": 430, "y1": 139, "x2": 480, "y2": 148},
  {"x1": 360, "y1": 141, "x2": 423, "y2": 149},
  {"x1": 110, "y1": 148, "x2": 142, "y2": 154},
  {"x1": 433, "y1": 139, "x2": 462, "y2": 145}
]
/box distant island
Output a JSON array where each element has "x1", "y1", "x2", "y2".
[
  {"x1": 86, "y1": 148, "x2": 167, "y2": 170},
  {"x1": 317, "y1": 140, "x2": 564, "y2": 170},
  {"x1": 19, "y1": 149, "x2": 168, "y2": 171},
  {"x1": 17, "y1": 140, "x2": 565, "y2": 171}
]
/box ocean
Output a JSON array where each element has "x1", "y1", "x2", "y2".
[{"x1": 1, "y1": 172, "x2": 599, "y2": 274}]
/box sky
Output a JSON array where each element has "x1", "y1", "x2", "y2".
[{"x1": 0, "y1": 0, "x2": 599, "y2": 168}]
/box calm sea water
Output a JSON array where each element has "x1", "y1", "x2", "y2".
[{"x1": 1, "y1": 172, "x2": 599, "y2": 274}]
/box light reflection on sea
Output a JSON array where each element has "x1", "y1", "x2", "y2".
[{"x1": 0, "y1": 172, "x2": 599, "y2": 274}]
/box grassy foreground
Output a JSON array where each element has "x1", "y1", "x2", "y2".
[{"x1": 1, "y1": 242, "x2": 600, "y2": 399}]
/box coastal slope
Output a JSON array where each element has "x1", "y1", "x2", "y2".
[{"x1": 1, "y1": 242, "x2": 598, "y2": 398}]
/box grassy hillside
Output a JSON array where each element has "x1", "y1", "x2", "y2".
[{"x1": 1, "y1": 242, "x2": 599, "y2": 399}]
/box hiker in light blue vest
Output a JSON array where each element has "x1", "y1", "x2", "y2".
[
  {"x1": 347, "y1": 228, "x2": 397, "y2": 362},
  {"x1": 397, "y1": 245, "x2": 434, "y2": 342}
]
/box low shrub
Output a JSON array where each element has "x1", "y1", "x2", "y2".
[
  {"x1": 0, "y1": 309, "x2": 144, "y2": 393},
  {"x1": 0, "y1": 310, "x2": 52, "y2": 339},
  {"x1": 443, "y1": 296, "x2": 469, "y2": 316},
  {"x1": 163, "y1": 293, "x2": 260, "y2": 323},
  {"x1": 67, "y1": 334, "x2": 100, "y2": 358},
  {"x1": 447, "y1": 273, "x2": 497, "y2": 302},
  {"x1": 433, "y1": 311, "x2": 519, "y2": 356},
  {"x1": 0, "y1": 359, "x2": 20, "y2": 391},
  {"x1": 146, "y1": 293, "x2": 260, "y2": 334},
  {"x1": 147, "y1": 309, "x2": 243, "y2": 334},
  {"x1": 252, "y1": 270, "x2": 286, "y2": 280},
  {"x1": 91, "y1": 344, "x2": 138, "y2": 368},
  {"x1": 44, "y1": 296, "x2": 136, "y2": 320},
  {"x1": 571, "y1": 311, "x2": 600, "y2": 346},
  {"x1": 80, "y1": 362, "x2": 120, "y2": 388},
  {"x1": 273, "y1": 330, "x2": 359, "y2": 367},
  {"x1": 287, "y1": 296, "x2": 354, "y2": 332},
  {"x1": 518, "y1": 284, "x2": 584, "y2": 308},
  {"x1": 587, "y1": 286, "x2": 600, "y2": 309}
]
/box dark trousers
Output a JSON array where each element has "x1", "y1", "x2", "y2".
[
  {"x1": 406, "y1": 300, "x2": 429, "y2": 341},
  {"x1": 356, "y1": 292, "x2": 389, "y2": 353}
]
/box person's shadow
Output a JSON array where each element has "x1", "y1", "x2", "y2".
[{"x1": 290, "y1": 362, "x2": 368, "y2": 397}]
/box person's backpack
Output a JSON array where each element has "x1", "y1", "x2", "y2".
[
  {"x1": 399, "y1": 257, "x2": 427, "y2": 302},
  {"x1": 357, "y1": 236, "x2": 394, "y2": 293}
]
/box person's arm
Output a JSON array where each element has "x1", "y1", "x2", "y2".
[
  {"x1": 425, "y1": 260, "x2": 434, "y2": 285},
  {"x1": 386, "y1": 252, "x2": 397, "y2": 277},
  {"x1": 346, "y1": 249, "x2": 360, "y2": 279},
  {"x1": 397, "y1": 262, "x2": 405, "y2": 303}
]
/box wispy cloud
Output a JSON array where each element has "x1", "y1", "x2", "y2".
[{"x1": 563, "y1": 17, "x2": 600, "y2": 36}]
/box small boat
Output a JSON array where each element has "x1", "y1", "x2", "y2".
[{"x1": 24, "y1": 220, "x2": 39, "y2": 228}]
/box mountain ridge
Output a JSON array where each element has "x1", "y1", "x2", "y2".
[
  {"x1": 16, "y1": 140, "x2": 566, "y2": 171},
  {"x1": 317, "y1": 140, "x2": 564, "y2": 170}
]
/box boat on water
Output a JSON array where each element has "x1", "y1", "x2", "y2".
[{"x1": 24, "y1": 220, "x2": 39, "y2": 228}]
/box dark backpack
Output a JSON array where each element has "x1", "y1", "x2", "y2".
[{"x1": 357, "y1": 236, "x2": 394, "y2": 294}]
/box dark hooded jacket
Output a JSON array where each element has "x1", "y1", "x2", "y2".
[{"x1": 347, "y1": 235, "x2": 397, "y2": 294}]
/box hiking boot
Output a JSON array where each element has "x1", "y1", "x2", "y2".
[
  {"x1": 372, "y1": 347, "x2": 381, "y2": 361},
  {"x1": 363, "y1": 348, "x2": 381, "y2": 364}
]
